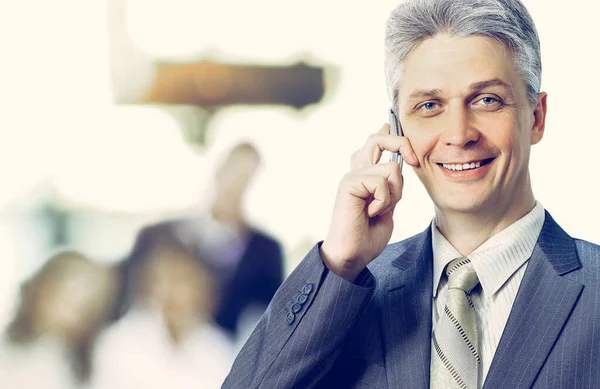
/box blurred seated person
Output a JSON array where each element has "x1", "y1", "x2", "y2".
[
  {"x1": 114, "y1": 142, "x2": 284, "y2": 343},
  {"x1": 0, "y1": 250, "x2": 116, "y2": 389},
  {"x1": 90, "y1": 241, "x2": 235, "y2": 389}
]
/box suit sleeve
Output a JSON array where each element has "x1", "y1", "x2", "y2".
[{"x1": 222, "y1": 243, "x2": 376, "y2": 389}]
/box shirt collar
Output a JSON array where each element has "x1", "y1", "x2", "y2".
[{"x1": 432, "y1": 201, "x2": 545, "y2": 297}]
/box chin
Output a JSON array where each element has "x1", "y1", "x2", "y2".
[{"x1": 433, "y1": 191, "x2": 496, "y2": 216}]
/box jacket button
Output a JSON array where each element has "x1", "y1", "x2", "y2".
[
  {"x1": 291, "y1": 303, "x2": 302, "y2": 314},
  {"x1": 303, "y1": 283, "x2": 314, "y2": 294},
  {"x1": 297, "y1": 293, "x2": 309, "y2": 304},
  {"x1": 286, "y1": 312, "x2": 295, "y2": 325}
]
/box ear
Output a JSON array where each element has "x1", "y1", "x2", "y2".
[{"x1": 530, "y1": 92, "x2": 547, "y2": 145}]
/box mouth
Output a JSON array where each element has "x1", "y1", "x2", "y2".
[{"x1": 438, "y1": 158, "x2": 495, "y2": 172}]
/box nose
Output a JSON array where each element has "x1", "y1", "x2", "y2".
[{"x1": 438, "y1": 105, "x2": 480, "y2": 147}]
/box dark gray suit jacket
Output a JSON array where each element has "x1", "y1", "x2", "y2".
[{"x1": 223, "y1": 212, "x2": 600, "y2": 388}]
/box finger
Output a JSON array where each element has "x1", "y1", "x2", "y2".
[
  {"x1": 372, "y1": 162, "x2": 404, "y2": 213},
  {"x1": 347, "y1": 175, "x2": 391, "y2": 218},
  {"x1": 343, "y1": 163, "x2": 404, "y2": 217},
  {"x1": 381, "y1": 162, "x2": 404, "y2": 208},
  {"x1": 349, "y1": 162, "x2": 404, "y2": 204},
  {"x1": 350, "y1": 124, "x2": 389, "y2": 170},
  {"x1": 398, "y1": 140, "x2": 419, "y2": 168},
  {"x1": 351, "y1": 125, "x2": 390, "y2": 170},
  {"x1": 351, "y1": 126, "x2": 419, "y2": 170},
  {"x1": 386, "y1": 119, "x2": 420, "y2": 167}
]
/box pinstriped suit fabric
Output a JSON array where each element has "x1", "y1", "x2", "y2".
[
  {"x1": 222, "y1": 244, "x2": 377, "y2": 389},
  {"x1": 484, "y1": 236, "x2": 600, "y2": 389},
  {"x1": 222, "y1": 212, "x2": 600, "y2": 389},
  {"x1": 531, "y1": 240, "x2": 600, "y2": 389}
]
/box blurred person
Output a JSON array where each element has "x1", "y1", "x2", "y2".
[
  {"x1": 90, "y1": 241, "x2": 235, "y2": 389},
  {"x1": 0, "y1": 250, "x2": 116, "y2": 389},
  {"x1": 223, "y1": 0, "x2": 600, "y2": 388},
  {"x1": 114, "y1": 142, "x2": 284, "y2": 343}
]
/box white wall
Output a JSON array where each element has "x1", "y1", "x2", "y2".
[{"x1": 0, "y1": 0, "x2": 597, "y2": 287}]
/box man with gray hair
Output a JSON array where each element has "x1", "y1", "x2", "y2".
[{"x1": 222, "y1": 0, "x2": 600, "y2": 388}]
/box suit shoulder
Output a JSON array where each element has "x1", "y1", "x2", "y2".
[
  {"x1": 574, "y1": 238, "x2": 600, "y2": 265},
  {"x1": 562, "y1": 238, "x2": 600, "y2": 289},
  {"x1": 367, "y1": 228, "x2": 430, "y2": 275}
]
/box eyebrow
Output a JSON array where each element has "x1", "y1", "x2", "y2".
[
  {"x1": 469, "y1": 78, "x2": 514, "y2": 95},
  {"x1": 407, "y1": 88, "x2": 443, "y2": 102},
  {"x1": 406, "y1": 78, "x2": 515, "y2": 103}
]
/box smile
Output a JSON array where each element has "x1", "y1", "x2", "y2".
[{"x1": 439, "y1": 158, "x2": 494, "y2": 171}]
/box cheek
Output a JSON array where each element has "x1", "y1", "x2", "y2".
[
  {"x1": 406, "y1": 131, "x2": 438, "y2": 165},
  {"x1": 404, "y1": 115, "x2": 449, "y2": 162},
  {"x1": 487, "y1": 111, "x2": 526, "y2": 139},
  {"x1": 495, "y1": 123, "x2": 529, "y2": 158}
]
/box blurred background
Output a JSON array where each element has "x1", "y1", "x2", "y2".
[{"x1": 0, "y1": 0, "x2": 598, "y2": 388}]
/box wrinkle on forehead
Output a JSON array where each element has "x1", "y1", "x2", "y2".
[
  {"x1": 410, "y1": 34, "x2": 509, "y2": 60},
  {"x1": 428, "y1": 45, "x2": 508, "y2": 63},
  {"x1": 399, "y1": 35, "x2": 517, "y2": 97}
]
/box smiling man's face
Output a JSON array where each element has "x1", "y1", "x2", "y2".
[{"x1": 397, "y1": 34, "x2": 547, "y2": 221}]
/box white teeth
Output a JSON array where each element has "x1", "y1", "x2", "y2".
[{"x1": 442, "y1": 161, "x2": 482, "y2": 171}]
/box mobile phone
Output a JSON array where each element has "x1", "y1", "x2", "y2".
[{"x1": 388, "y1": 107, "x2": 404, "y2": 168}]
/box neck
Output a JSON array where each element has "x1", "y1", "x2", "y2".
[
  {"x1": 164, "y1": 311, "x2": 208, "y2": 346},
  {"x1": 211, "y1": 202, "x2": 244, "y2": 226},
  {"x1": 164, "y1": 314, "x2": 192, "y2": 346},
  {"x1": 434, "y1": 189, "x2": 536, "y2": 256}
]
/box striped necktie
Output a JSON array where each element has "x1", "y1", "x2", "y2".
[{"x1": 431, "y1": 257, "x2": 481, "y2": 389}]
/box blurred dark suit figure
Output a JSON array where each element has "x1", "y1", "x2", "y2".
[{"x1": 114, "y1": 142, "x2": 284, "y2": 340}]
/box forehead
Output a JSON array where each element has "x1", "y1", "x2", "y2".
[{"x1": 399, "y1": 34, "x2": 524, "y2": 103}]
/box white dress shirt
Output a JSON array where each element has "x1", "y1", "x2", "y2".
[{"x1": 431, "y1": 202, "x2": 545, "y2": 387}]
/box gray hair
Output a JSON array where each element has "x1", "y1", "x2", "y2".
[{"x1": 384, "y1": 0, "x2": 542, "y2": 108}]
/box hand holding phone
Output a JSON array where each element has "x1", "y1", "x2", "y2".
[
  {"x1": 388, "y1": 108, "x2": 404, "y2": 169},
  {"x1": 320, "y1": 108, "x2": 412, "y2": 282}
]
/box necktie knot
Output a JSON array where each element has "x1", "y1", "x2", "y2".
[{"x1": 446, "y1": 257, "x2": 479, "y2": 294}]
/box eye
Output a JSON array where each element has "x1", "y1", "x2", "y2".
[
  {"x1": 414, "y1": 101, "x2": 443, "y2": 117},
  {"x1": 473, "y1": 95, "x2": 503, "y2": 108},
  {"x1": 481, "y1": 97, "x2": 498, "y2": 105},
  {"x1": 421, "y1": 102, "x2": 438, "y2": 111}
]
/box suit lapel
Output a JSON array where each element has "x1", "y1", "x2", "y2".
[
  {"x1": 381, "y1": 227, "x2": 434, "y2": 389},
  {"x1": 483, "y1": 212, "x2": 584, "y2": 389}
]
